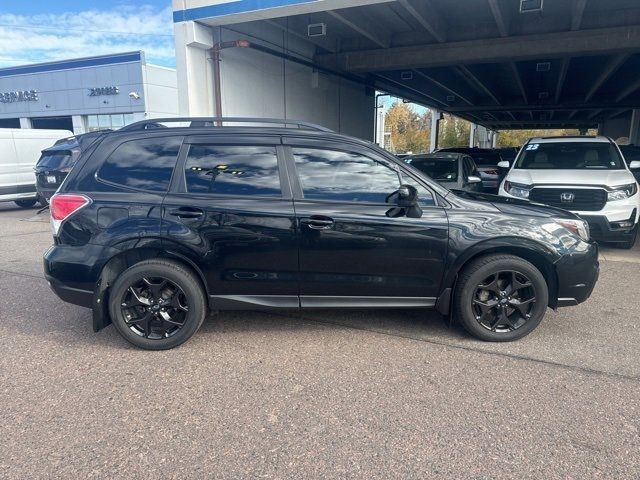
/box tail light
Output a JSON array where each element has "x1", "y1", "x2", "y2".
[{"x1": 50, "y1": 193, "x2": 91, "y2": 235}]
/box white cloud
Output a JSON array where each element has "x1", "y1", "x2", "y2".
[{"x1": 0, "y1": 4, "x2": 176, "y2": 68}]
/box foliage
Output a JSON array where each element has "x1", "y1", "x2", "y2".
[
  {"x1": 496, "y1": 129, "x2": 598, "y2": 147},
  {"x1": 438, "y1": 114, "x2": 471, "y2": 148},
  {"x1": 384, "y1": 102, "x2": 431, "y2": 153}
]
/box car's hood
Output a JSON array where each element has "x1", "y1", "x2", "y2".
[
  {"x1": 507, "y1": 169, "x2": 635, "y2": 187},
  {"x1": 448, "y1": 190, "x2": 580, "y2": 219}
]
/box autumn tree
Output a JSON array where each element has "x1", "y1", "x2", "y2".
[{"x1": 384, "y1": 102, "x2": 431, "y2": 153}]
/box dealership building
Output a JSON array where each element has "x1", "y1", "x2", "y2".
[{"x1": 0, "y1": 51, "x2": 178, "y2": 135}]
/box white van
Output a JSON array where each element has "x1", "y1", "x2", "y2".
[{"x1": 0, "y1": 128, "x2": 73, "y2": 208}]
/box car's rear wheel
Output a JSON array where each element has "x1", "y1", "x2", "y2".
[
  {"x1": 14, "y1": 198, "x2": 37, "y2": 208},
  {"x1": 453, "y1": 254, "x2": 548, "y2": 342},
  {"x1": 109, "y1": 259, "x2": 207, "y2": 350}
]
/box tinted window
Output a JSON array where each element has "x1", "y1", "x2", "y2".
[
  {"x1": 515, "y1": 142, "x2": 624, "y2": 170},
  {"x1": 98, "y1": 137, "x2": 181, "y2": 192},
  {"x1": 407, "y1": 157, "x2": 458, "y2": 182},
  {"x1": 37, "y1": 152, "x2": 74, "y2": 170},
  {"x1": 185, "y1": 145, "x2": 280, "y2": 196},
  {"x1": 293, "y1": 148, "x2": 401, "y2": 203}
]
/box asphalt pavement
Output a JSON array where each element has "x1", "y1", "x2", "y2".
[{"x1": 0, "y1": 202, "x2": 639, "y2": 479}]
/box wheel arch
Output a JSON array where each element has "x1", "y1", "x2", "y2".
[
  {"x1": 437, "y1": 238, "x2": 560, "y2": 316},
  {"x1": 93, "y1": 245, "x2": 210, "y2": 331}
]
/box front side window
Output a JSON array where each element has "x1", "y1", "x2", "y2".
[
  {"x1": 292, "y1": 148, "x2": 401, "y2": 203},
  {"x1": 515, "y1": 142, "x2": 625, "y2": 170},
  {"x1": 97, "y1": 137, "x2": 181, "y2": 192},
  {"x1": 185, "y1": 145, "x2": 281, "y2": 196}
]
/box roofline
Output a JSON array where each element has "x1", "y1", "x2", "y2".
[{"x1": 0, "y1": 51, "x2": 145, "y2": 78}]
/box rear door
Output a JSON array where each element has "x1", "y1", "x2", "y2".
[
  {"x1": 283, "y1": 138, "x2": 449, "y2": 305},
  {"x1": 162, "y1": 134, "x2": 299, "y2": 309}
]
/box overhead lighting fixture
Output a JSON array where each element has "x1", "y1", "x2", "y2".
[
  {"x1": 538, "y1": 91, "x2": 549, "y2": 99},
  {"x1": 307, "y1": 23, "x2": 326, "y2": 37},
  {"x1": 446, "y1": 95, "x2": 455, "y2": 102},
  {"x1": 536, "y1": 62, "x2": 551, "y2": 72},
  {"x1": 520, "y1": 0, "x2": 543, "y2": 13},
  {"x1": 400, "y1": 71, "x2": 413, "y2": 81}
]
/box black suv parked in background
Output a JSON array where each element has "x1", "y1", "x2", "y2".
[
  {"x1": 44, "y1": 118, "x2": 599, "y2": 350},
  {"x1": 35, "y1": 131, "x2": 109, "y2": 203}
]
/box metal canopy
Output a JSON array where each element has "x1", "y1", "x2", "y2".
[{"x1": 220, "y1": 0, "x2": 640, "y2": 130}]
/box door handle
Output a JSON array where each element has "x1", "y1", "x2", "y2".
[
  {"x1": 300, "y1": 216, "x2": 334, "y2": 230},
  {"x1": 168, "y1": 207, "x2": 204, "y2": 219}
]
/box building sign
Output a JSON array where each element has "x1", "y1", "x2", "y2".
[
  {"x1": 0, "y1": 90, "x2": 38, "y2": 103},
  {"x1": 89, "y1": 86, "x2": 120, "y2": 96}
]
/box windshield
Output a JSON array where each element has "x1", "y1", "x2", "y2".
[
  {"x1": 36, "y1": 152, "x2": 74, "y2": 169},
  {"x1": 515, "y1": 142, "x2": 624, "y2": 170},
  {"x1": 406, "y1": 157, "x2": 458, "y2": 182}
]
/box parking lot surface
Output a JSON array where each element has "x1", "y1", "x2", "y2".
[{"x1": 1, "y1": 203, "x2": 639, "y2": 479}]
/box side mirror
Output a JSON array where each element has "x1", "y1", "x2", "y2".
[
  {"x1": 497, "y1": 160, "x2": 510, "y2": 169},
  {"x1": 386, "y1": 185, "x2": 423, "y2": 218},
  {"x1": 467, "y1": 175, "x2": 482, "y2": 184},
  {"x1": 629, "y1": 160, "x2": 640, "y2": 170}
]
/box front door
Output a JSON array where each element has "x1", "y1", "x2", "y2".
[
  {"x1": 162, "y1": 135, "x2": 299, "y2": 309},
  {"x1": 283, "y1": 139, "x2": 449, "y2": 306}
]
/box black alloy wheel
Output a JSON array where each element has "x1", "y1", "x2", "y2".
[
  {"x1": 472, "y1": 271, "x2": 536, "y2": 332},
  {"x1": 120, "y1": 277, "x2": 189, "y2": 339},
  {"x1": 454, "y1": 254, "x2": 548, "y2": 342},
  {"x1": 109, "y1": 259, "x2": 207, "y2": 350}
]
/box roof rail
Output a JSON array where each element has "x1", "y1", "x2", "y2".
[{"x1": 119, "y1": 117, "x2": 334, "y2": 133}]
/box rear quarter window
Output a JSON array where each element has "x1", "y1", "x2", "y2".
[{"x1": 97, "y1": 137, "x2": 182, "y2": 192}]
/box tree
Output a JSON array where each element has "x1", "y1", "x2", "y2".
[
  {"x1": 384, "y1": 102, "x2": 431, "y2": 153},
  {"x1": 438, "y1": 114, "x2": 471, "y2": 148},
  {"x1": 497, "y1": 129, "x2": 598, "y2": 147}
]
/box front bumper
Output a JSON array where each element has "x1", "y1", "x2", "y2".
[
  {"x1": 580, "y1": 212, "x2": 637, "y2": 244},
  {"x1": 554, "y1": 241, "x2": 600, "y2": 307}
]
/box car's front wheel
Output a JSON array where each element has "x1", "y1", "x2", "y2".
[
  {"x1": 453, "y1": 254, "x2": 548, "y2": 342},
  {"x1": 109, "y1": 259, "x2": 207, "y2": 350}
]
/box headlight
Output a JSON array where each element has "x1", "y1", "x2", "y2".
[
  {"x1": 504, "y1": 180, "x2": 531, "y2": 199},
  {"x1": 554, "y1": 218, "x2": 590, "y2": 241},
  {"x1": 607, "y1": 183, "x2": 638, "y2": 201}
]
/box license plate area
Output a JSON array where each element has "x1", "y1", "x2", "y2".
[{"x1": 46, "y1": 175, "x2": 56, "y2": 183}]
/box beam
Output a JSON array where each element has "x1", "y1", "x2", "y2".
[
  {"x1": 587, "y1": 109, "x2": 604, "y2": 119},
  {"x1": 444, "y1": 102, "x2": 640, "y2": 113},
  {"x1": 398, "y1": 0, "x2": 446, "y2": 43},
  {"x1": 315, "y1": 25, "x2": 640, "y2": 72},
  {"x1": 456, "y1": 66, "x2": 501, "y2": 105},
  {"x1": 485, "y1": 119, "x2": 598, "y2": 127},
  {"x1": 326, "y1": 10, "x2": 389, "y2": 49},
  {"x1": 412, "y1": 69, "x2": 474, "y2": 105},
  {"x1": 584, "y1": 53, "x2": 629, "y2": 102},
  {"x1": 555, "y1": 57, "x2": 570, "y2": 104},
  {"x1": 374, "y1": 74, "x2": 448, "y2": 107},
  {"x1": 488, "y1": 0, "x2": 509, "y2": 37},
  {"x1": 510, "y1": 62, "x2": 528, "y2": 104},
  {"x1": 615, "y1": 76, "x2": 640, "y2": 102},
  {"x1": 571, "y1": 0, "x2": 588, "y2": 31}
]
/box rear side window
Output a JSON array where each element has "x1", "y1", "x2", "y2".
[
  {"x1": 98, "y1": 137, "x2": 181, "y2": 192},
  {"x1": 292, "y1": 147, "x2": 401, "y2": 203},
  {"x1": 184, "y1": 145, "x2": 281, "y2": 196}
]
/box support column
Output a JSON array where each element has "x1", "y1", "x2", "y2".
[
  {"x1": 19, "y1": 117, "x2": 32, "y2": 129},
  {"x1": 72, "y1": 115, "x2": 85, "y2": 135},
  {"x1": 491, "y1": 130, "x2": 498, "y2": 148},
  {"x1": 430, "y1": 109, "x2": 440, "y2": 152},
  {"x1": 174, "y1": 20, "x2": 215, "y2": 116},
  {"x1": 630, "y1": 109, "x2": 640, "y2": 145},
  {"x1": 469, "y1": 123, "x2": 476, "y2": 147}
]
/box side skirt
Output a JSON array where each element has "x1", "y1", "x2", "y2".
[{"x1": 209, "y1": 295, "x2": 436, "y2": 310}]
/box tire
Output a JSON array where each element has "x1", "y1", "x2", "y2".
[
  {"x1": 109, "y1": 259, "x2": 207, "y2": 350},
  {"x1": 618, "y1": 225, "x2": 638, "y2": 250},
  {"x1": 14, "y1": 198, "x2": 37, "y2": 208},
  {"x1": 453, "y1": 254, "x2": 549, "y2": 342}
]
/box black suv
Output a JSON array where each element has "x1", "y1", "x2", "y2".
[{"x1": 44, "y1": 118, "x2": 599, "y2": 350}]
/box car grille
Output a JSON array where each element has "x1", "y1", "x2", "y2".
[{"x1": 529, "y1": 187, "x2": 607, "y2": 211}]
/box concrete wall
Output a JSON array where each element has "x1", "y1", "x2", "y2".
[
  {"x1": 142, "y1": 65, "x2": 179, "y2": 117},
  {"x1": 175, "y1": 21, "x2": 375, "y2": 140},
  {"x1": 599, "y1": 112, "x2": 633, "y2": 143}
]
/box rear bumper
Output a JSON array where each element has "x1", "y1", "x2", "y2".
[
  {"x1": 45, "y1": 275, "x2": 93, "y2": 308},
  {"x1": 554, "y1": 241, "x2": 599, "y2": 307}
]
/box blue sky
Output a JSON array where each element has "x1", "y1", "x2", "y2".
[{"x1": 0, "y1": 0, "x2": 175, "y2": 68}]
